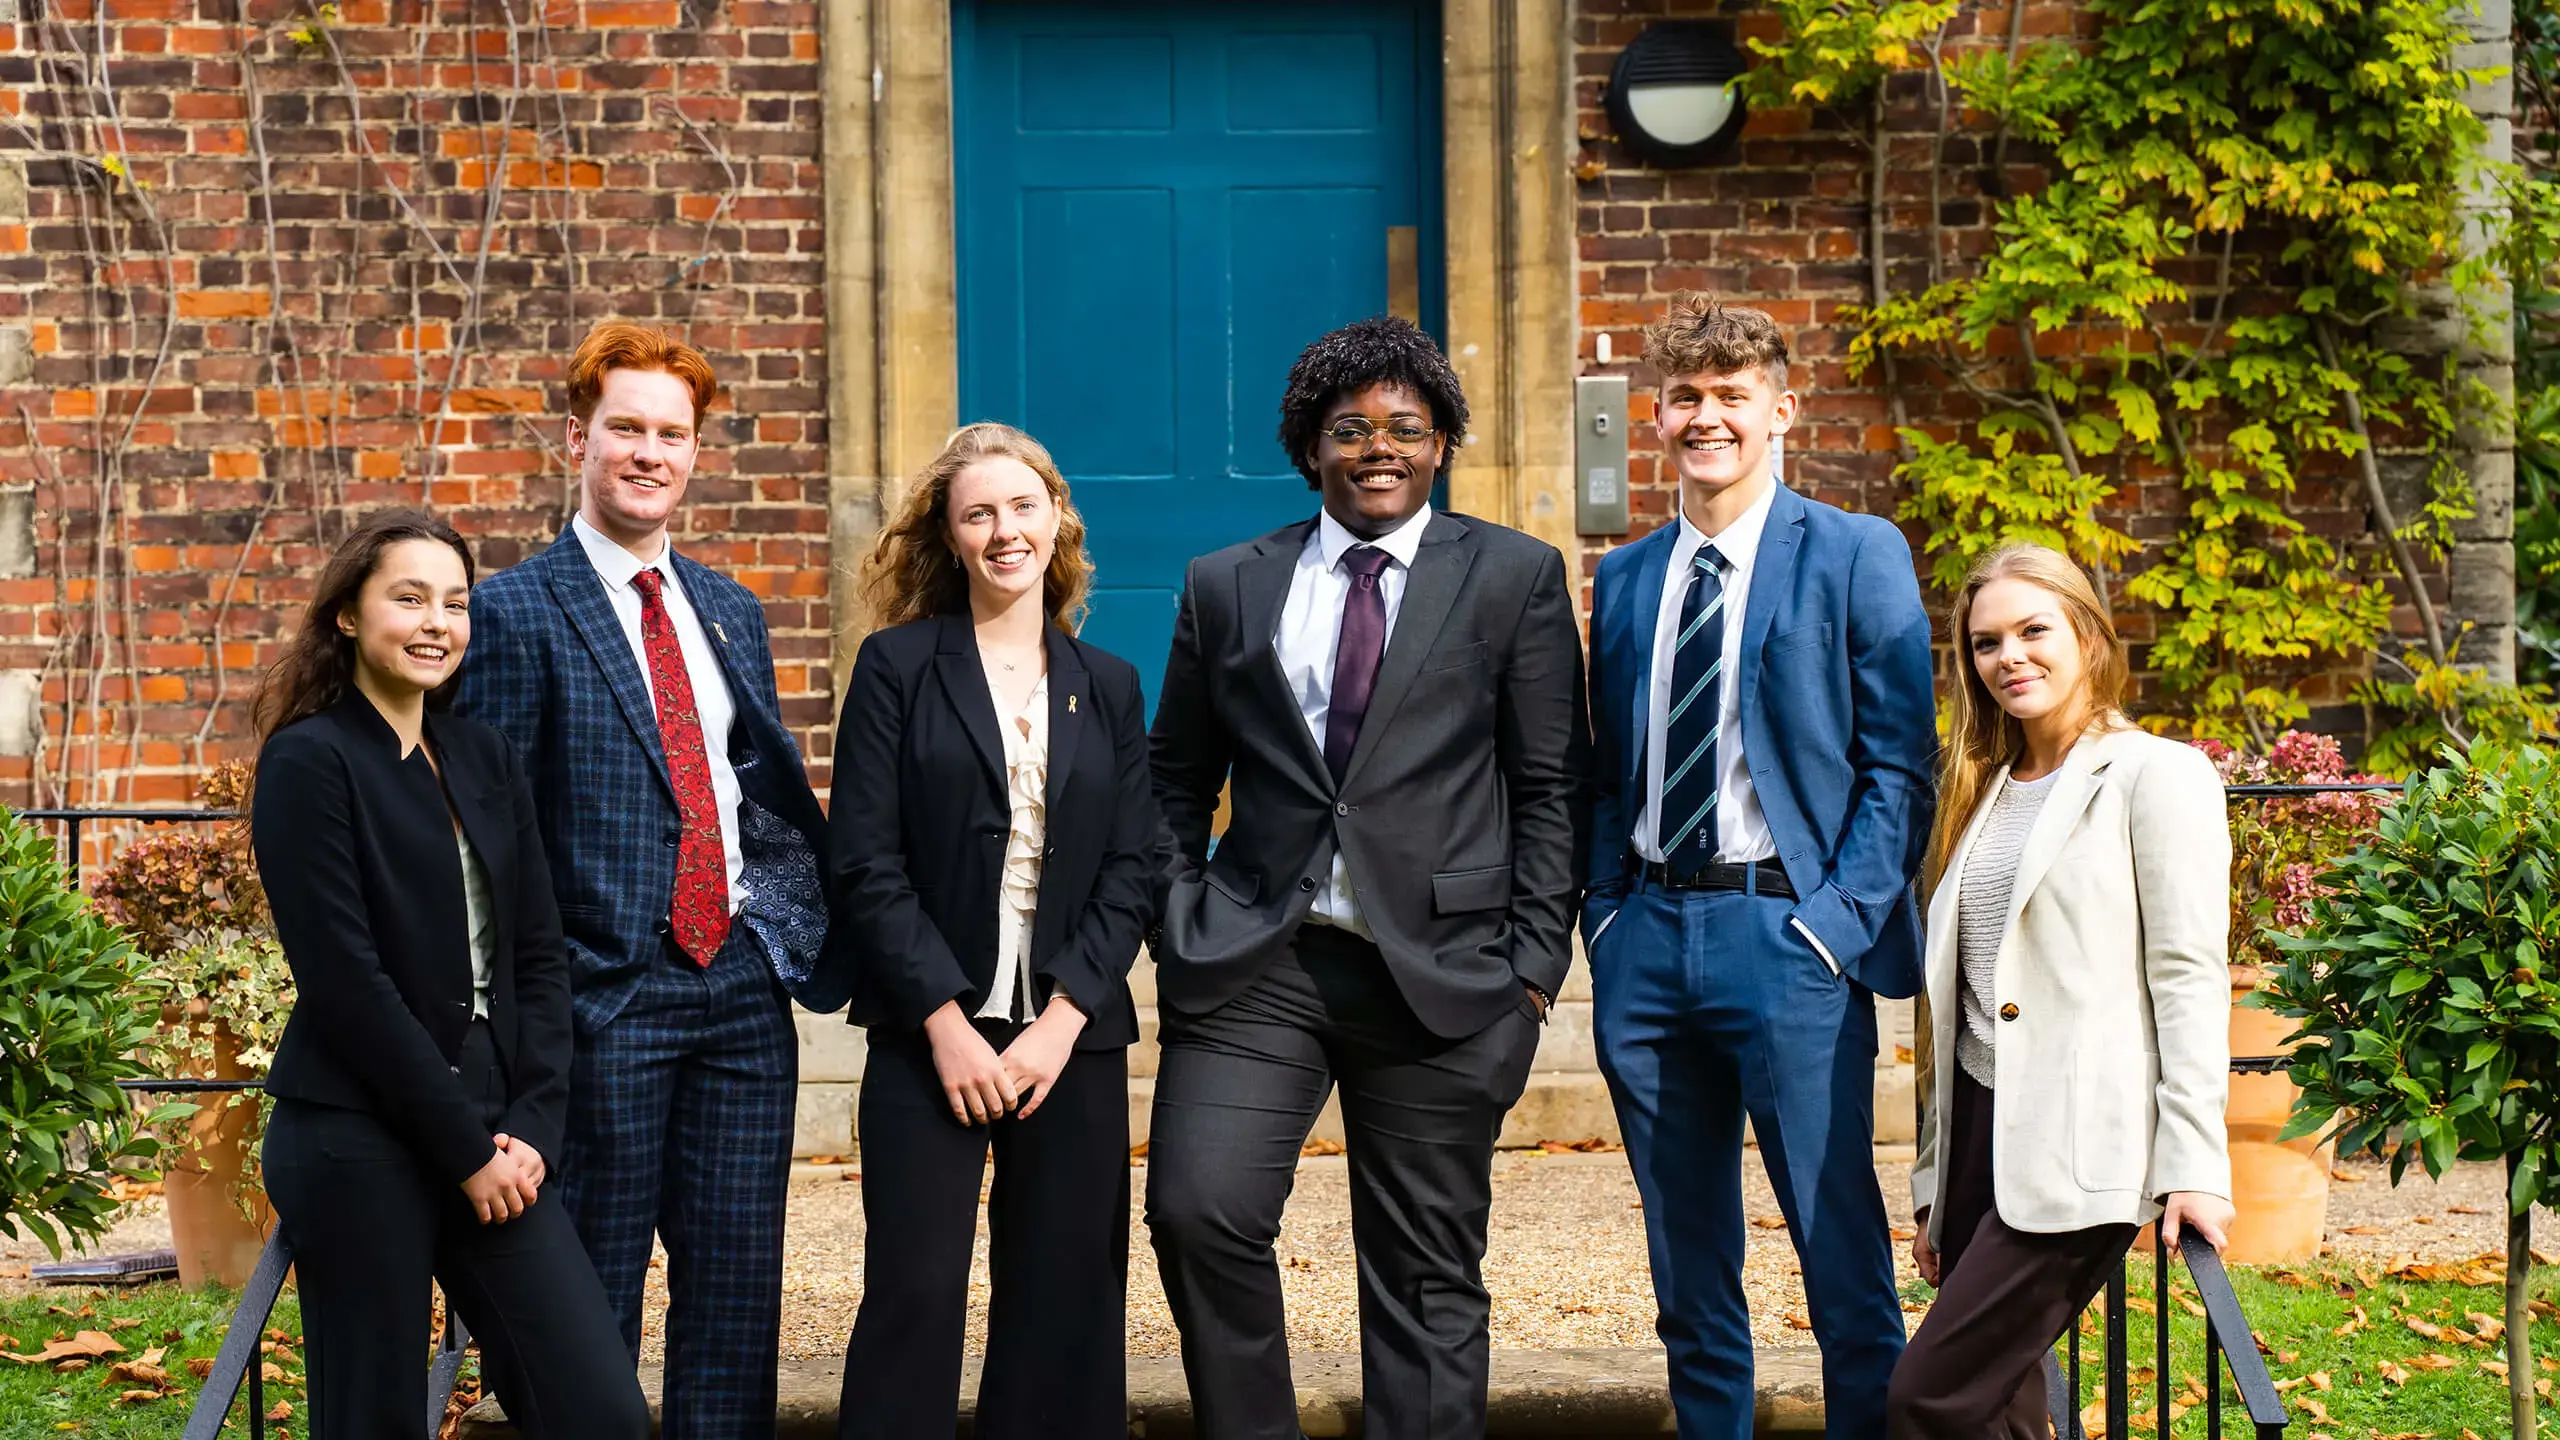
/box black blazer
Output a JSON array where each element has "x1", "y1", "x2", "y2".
[
  {"x1": 829, "y1": 615, "x2": 1157, "y2": 1050},
  {"x1": 252, "y1": 692, "x2": 575, "y2": 1185},
  {"x1": 1149, "y1": 511, "x2": 1593, "y2": 1039}
]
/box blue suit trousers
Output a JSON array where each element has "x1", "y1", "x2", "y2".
[
  {"x1": 559, "y1": 927, "x2": 798, "y2": 1440},
  {"x1": 1592, "y1": 879, "x2": 1905, "y2": 1439}
]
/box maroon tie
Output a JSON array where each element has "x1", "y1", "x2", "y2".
[
  {"x1": 1323, "y1": 545, "x2": 1394, "y2": 785},
  {"x1": 630, "y1": 569, "x2": 730, "y2": 966}
]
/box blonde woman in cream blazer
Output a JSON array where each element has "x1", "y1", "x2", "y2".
[{"x1": 1886, "y1": 544, "x2": 2234, "y2": 1440}]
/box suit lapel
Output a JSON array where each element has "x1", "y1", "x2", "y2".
[
  {"x1": 1621, "y1": 525, "x2": 1674, "y2": 792},
  {"x1": 431, "y1": 719, "x2": 513, "y2": 977},
  {"x1": 932, "y1": 613, "x2": 1008, "y2": 794},
  {"x1": 1238, "y1": 524, "x2": 1332, "y2": 791},
  {"x1": 541, "y1": 535, "x2": 674, "y2": 800},
  {"x1": 1999, "y1": 731, "x2": 2120, "y2": 941},
  {"x1": 1735, "y1": 484, "x2": 1807, "y2": 719},
  {"x1": 1341, "y1": 513, "x2": 1474, "y2": 791},
  {"x1": 1042, "y1": 625, "x2": 1087, "y2": 814}
]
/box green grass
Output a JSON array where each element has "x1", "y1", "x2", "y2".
[
  {"x1": 0, "y1": 1284, "x2": 302, "y2": 1439},
  {"x1": 1902, "y1": 1253, "x2": 2560, "y2": 1438}
]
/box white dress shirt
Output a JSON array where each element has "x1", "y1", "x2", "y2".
[
  {"x1": 1631, "y1": 482, "x2": 1840, "y2": 973},
  {"x1": 978, "y1": 672, "x2": 1049, "y2": 1021},
  {"x1": 456, "y1": 827, "x2": 495, "y2": 1020},
  {"x1": 1274, "y1": 503, "x2": 1433, "y2": 937},
  {"x1": 571, "y1": 514, "x2": 749, "y2": 915},
  {"x1": 1636, "y1": 482, "x2": 1777, "y2": 865}
]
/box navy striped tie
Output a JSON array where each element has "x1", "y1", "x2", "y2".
[{"x1": 1662, "y1": 545, "x2": 1728, "y2": 878}]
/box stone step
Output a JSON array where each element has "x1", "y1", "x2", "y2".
[{"x1": 458, "y1": 1345, "x2": 1824, "y2": 1437}]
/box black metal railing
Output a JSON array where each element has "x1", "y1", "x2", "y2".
[
  {"x1": 14, "y1": 805, "x2": 237, "y2": 888},
  {"x1": 2048, "y1": 1233, "x2": 2291, "y2": 1439},
  {"x1": 175, "y1": 1227, "x2": 474, "y2": 1440}
]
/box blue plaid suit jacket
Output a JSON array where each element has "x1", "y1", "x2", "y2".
[{"x1": 452, "y1": 527, "x2": 849, "y2": 1033}]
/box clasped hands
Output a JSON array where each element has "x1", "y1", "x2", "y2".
[
  {"x1": 460, "y1": 1132, "x2": 547, "y2": 1225},
  {"x1": 924, "y1": 994, "x2": 1088, "y2": 1125}
]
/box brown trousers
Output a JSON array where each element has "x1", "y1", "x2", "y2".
[{"x1": 1887, "y1": 1073, "x2": 2137, "y2": 1440}]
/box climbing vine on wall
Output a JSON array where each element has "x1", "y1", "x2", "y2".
[{"x1": 1747, "y1": 0, "x2": 2547, "y2": 752}]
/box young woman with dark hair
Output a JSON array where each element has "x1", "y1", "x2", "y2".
[{"x1": 250, "y1": 508, "x2": 645, "y2": 1436}]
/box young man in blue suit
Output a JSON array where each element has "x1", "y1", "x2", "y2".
[
  {"x1": 1583, "y1": 294, "x2": 1936, "y2": 1439},
  {"x1": 453, "y1": 323, "x2": 845, "y2": 1438}
]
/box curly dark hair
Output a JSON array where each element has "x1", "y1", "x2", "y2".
[{"x1": 1276, "y1": 316, "x2": 1470, "y2": 489}]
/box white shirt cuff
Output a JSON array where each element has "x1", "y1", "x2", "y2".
[{"x1": 1789, "y1": 916, "x2": 1842, "y2": 976}]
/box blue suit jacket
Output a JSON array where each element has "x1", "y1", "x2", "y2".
[
  {"x1": 452, "y1": 527, "x2": 848, "y2": 1032},
  {"x1": 1583, "y1": 483, "x2": 1936, "y2": 998}
]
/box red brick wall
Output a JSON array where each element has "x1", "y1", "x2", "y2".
[
  {"x1": 1568, "y1": 0, "x2": 2435, "y2": 728},
  {"x1": 0, "y1": 0, "x2": 834, "y2": 811}
]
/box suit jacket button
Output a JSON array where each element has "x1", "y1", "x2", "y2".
[
  {"x1": 1998, "y1": 1002, "x2": 2019, "y2": 1022},
  {"x1": 1336, "y1": 803, "x2": 1350, "y2": 817},
  {"x1": 1299, "y1": 876, "x2": 1317, "y2": 892}
]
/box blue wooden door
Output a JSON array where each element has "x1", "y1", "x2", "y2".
[{"x1": 955, "y1": 0, "x2": 1443, "y2": 712}]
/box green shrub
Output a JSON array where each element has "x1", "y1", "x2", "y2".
[
  {"x1": 2261, "y1": 742, "x2": 2560, "y2": 1435},
  {"x1": 0, "y1": 809, "x2": 181, "y2": 1257}
]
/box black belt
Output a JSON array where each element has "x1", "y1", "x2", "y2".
[{"x1": 1639, "y1": 856, "x2": 1796, "y2": 900}]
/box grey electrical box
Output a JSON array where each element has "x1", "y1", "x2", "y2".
[{"x1": 1575, "y1": 374, "x2": 1631, "y2": 536}]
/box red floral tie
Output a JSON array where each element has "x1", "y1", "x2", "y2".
[{"x1": 630, "y1": 569, "x2": 730, "y2": 966}]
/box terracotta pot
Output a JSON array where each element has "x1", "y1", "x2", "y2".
[
  {"x1": 2221, "y1": 987, "x2": 2331, "y2": 1265},
  {"x1": 157, "y1": 1002, "x2": 275, "y2": 1289}
]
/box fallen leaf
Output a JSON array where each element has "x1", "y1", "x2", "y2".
[
  {"x1": 1301, "y1": 1137, "x2": 1344, "y2": 1156},
  {"x1": 2297, "y1": 1395, "x2": 2331, "y2": 1422},
  {"x1": 2448, "y1": 1204, "x2": 2488, "y2": 1215},
  {"x1": 2342, "y1": 1225, "x2": 2385, "y2": 1235},
  {"x1": 106, "y1": 1318, "x2": 140, "y2": 1332},
  {"x1": 2330, "y1": 1167, "x2": 2364, "y2": 1182},
  {"x1": 109, "y1": 1361, "x2": 171, "y2": 1385},
  {"x1": 1890, "y1": 1227, "x2": 1915, "y2": 1241},
  {"x1": 805, "y1": 1153, "x2": 845, "y2": 1165},
  {"x1": 1785, "y1": 1312, "x2": 1811, "y2": 1330},
  {"x1": 114, "y1": 1391, "x2": 161, "y2": 1405},
  {"x1": 5, "y1": 1332, "x2": 124, "y2": 1366},
  {"x1": 2405, "y1": 1353, "x2": 2459, "y2": 1371},
  {"x1": 2466, "y1": 1312, "x2": 2504, "y2": 1341},
  {"x1": 2413, "y1": 1215, "x2": 2437, "y2": 1224},
  {"x1": 2406, "y1": 1317, "x2": 2443, "y2": 1340},
  {"x1": 265, "y1": 1401, "x2": 293, "y2": 1421},
  {"x1": 262, "y1": 1362, "x2": 285, "y2": 1382},
  {"x1": 1750, "y1": 1216, "x2": 1788, "y2": 1229},
  {"x1": 2375, "y1": 1360, "x2": 2409, "y2": 1384},
  {"x1": 54, "y1": 1359, "x2": 89, "y2": 1373},
  {"x1": 185, "y1": 1358, "x2": 214, "y2": 1379},
  {"x1": 2176, "y1": 1293, "x2": 2207, "y2": 1318},
  {"x1": 2309, "y1": 1370, "x2": 2331, "y2": 1390},
  {"x1": 2482, "y1": 1360, "x2": 2509, "y2": 1378},
  {"x1": 137, "y1": 1347, "x2": 165, "y2": 1367}
]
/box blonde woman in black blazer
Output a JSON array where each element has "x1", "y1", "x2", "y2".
[
  {"x1": 252, "y1": 509, "x2": 644, "y2": 1437},
  {"x1": 1888, "y1": 543, "x2": 2234, "y2": 1438},
  {"x1": 829, "y1": 423, "x2": 1159, "y2": 1440}
]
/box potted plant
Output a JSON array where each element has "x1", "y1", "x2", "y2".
[
  {"x1": 2261, "y1": 741, "x2": 2557, "y2": 1438},
  {"x1": 92, "y1": 762, "x2": 294, "y2": 1289},
  {"x1": 2190, "y1": 731, "x2": 2395, "y2": 1262},
  {"x1": 0, "y1": 808, "x2": 184, "y2": 1257}
]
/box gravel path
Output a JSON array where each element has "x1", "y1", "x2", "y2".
[{"x1": 12, "y1": 1149, "x2": 2548, "y2": 1368}]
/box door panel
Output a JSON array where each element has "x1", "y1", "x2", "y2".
[{"x1": 956, "y1": 0, "x2": 1443, "y2": 715}]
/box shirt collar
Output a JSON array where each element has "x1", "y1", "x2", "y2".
[
  {"x1": 1313, "y1": 503, "x2": 1433, "y2": 572},
  {"x1": 572, "y1": 512, "x2": 676, "y2": 594},
  {"x1": 1674, "y1": 479, "x2": 1777, "y2": 576}
]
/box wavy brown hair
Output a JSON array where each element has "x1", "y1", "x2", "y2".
[
  {"x1": 251, "y1": 508, "x2": 477, "y2": 746},
  {"x1": 860, "y1": 422, "x2": 1093, "y2": 631},
  {"x1": 1926, "y1": 543, "x2": 2130, "y2": 889}
]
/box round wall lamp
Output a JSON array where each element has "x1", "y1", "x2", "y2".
[{"x1": 1605, "y1": 21, "x2": 1750, "y2": 167}]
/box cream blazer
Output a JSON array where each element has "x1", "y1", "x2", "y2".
[{"x1": 1911, "y1": 725, "x2": 2233, "y2": 1244}]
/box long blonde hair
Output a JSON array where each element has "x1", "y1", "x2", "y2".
[
  {"x1": 860, "y1": 422, "x2": 1093, "y2": 631},
  {"x1": 1926, "y1": 544, "x2": 2130, "y2": 888}
]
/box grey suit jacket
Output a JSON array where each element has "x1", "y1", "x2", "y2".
[{"x1": 1148, "y1": 510, "x2": 1592, "y2": 1039}]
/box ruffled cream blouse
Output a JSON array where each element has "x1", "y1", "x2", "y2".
[{"x1": 975, "y1": 673, "x2": 1048, "y2": 1021}]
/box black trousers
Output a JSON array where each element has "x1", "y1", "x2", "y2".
[
  {"x1": 263, "y1": 1021, "x2": 647, "y2": 1439},
  {"x1": 1144, "y1": 925, "x2": 1541, "y2": 1440},
  {"x1": 837, "y1": 1020, "x2": 1131, "y2": 1440},
  {"x1": 1887, "y1": 1073, "x2": 2137, "y2": 1439}
]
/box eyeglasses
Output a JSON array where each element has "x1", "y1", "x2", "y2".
[{"x1": 1324, "y1": 418, "x2": 1438, "y2": 457}]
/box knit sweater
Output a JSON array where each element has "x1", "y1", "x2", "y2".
[{"x1": 1955, "y1": 768, "x2": 2059, "y2": 1089}]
